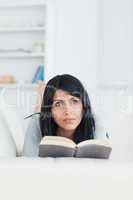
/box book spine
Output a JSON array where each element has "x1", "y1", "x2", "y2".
[{"x1": 73, "y1": 146, "x2": 78, "y2": 157}]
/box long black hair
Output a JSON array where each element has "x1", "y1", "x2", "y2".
[{"x1": 39, "y1": 74, "x2": 95, "y2": 143}]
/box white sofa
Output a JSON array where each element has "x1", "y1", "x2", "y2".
[
  {"x1": 0, "y1": 157, "x2": 133, "y2": 200},
  {"x1": 0, "y1": 90, "x2": 133, "y2": 200}
]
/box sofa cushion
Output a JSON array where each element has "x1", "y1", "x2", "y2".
[
  {"x1": 0, "y1": 106, "x2": 25, "y2": 156},
  {"x1": 0, "y1": 110, "x2": 16, "y2": 157},
  {"x1": 0, "y1": 158, "x2": 133, "y2": 200}
]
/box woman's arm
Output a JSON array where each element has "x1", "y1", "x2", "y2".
[{"x1": 22, "y1": 115, "x2": 42, "y2": 157}]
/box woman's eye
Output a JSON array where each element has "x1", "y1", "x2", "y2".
[
  {"x1": 54, "y1": 102, "x2": 62, "y2": 107},
  {"x1": 72, "y1": 98, "x2": 80, "y2": 104}
]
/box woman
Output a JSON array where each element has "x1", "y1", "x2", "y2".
[{"x1": 23, "y1": 74, "x2": 95, "y2": 156}]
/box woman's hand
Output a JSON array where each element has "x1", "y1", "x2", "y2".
[{"x1": 34, "y1": 81, "x2": 46, "y2": 112}]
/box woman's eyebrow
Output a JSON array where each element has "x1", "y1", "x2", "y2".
[
  {"x1": 53, "y1": 99, "x2": 63, "y2": 101},
  {"x1": 53, "y1": 96, "x2": 79, "y2": 101}
]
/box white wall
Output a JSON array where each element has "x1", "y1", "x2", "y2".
[
  {"x1": 53, "y1": 0, "x2": 133, "y2": 87},
  {"x1": 53, "y1": 0, "x2": 99, "y2": 89},
  {"x1": 100, "y1": 0, "x2": 133, "y2": 86}
]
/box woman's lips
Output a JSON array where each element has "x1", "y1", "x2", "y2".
[{"x1": 63, "y1": 118, "x2": 76, "y2": 123}]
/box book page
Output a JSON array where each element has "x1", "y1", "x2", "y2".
[
  {"x1": 77, "y1": 139, "x2": 111, "y2": 148},
  {"x1": 40, "y1": 136, "x2": 76, "y2": 148}
]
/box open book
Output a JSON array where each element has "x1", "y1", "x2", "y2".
[{"x1": 39, "y1": 136, "x2": 112, "y2": 159}]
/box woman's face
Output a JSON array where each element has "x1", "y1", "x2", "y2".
[{"x1": 51, "y1": 89, "x2": 84, "y2": 139}]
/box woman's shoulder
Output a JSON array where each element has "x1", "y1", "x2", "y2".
[
  {"x1": 25, "y1": 113, "x2": 40, "y2": 124},
  {"x1": 31, "y1": 113, "x2": 40, "y2": 121},
  {"x1": 94, "y1": 114, "x2": 110, "y2": 139},
  {"x1": 25, "y1": 113, "x2": 41, "y2": 133}
]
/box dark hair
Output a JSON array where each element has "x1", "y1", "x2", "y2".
[{"x1": 39, "y1": 74, "x2": 95, "y2": 144}]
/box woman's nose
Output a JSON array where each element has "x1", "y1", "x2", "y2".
[{"x1": 63, "y1": 102, "x2": 73, "y2": 113}]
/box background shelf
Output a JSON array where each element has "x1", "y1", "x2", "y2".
[
  {"x1": 0, "y1": 1, "x2": 46, "y2": 85},
  {"x1": 0, "y1": 27, "x2": 45, "y2": 32}
]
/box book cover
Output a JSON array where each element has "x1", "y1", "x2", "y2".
[
  {"x1": 39, "y1": 136, "x2": 112, "y2": 159},
  {"x1": 32, "y1": 65, "x2": 44, "y2": 83}
]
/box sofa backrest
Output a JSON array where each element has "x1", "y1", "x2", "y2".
[{"x1": 0, "y1": 88, "x2": 133, "y2": 161}]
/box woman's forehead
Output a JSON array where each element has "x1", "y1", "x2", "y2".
[{"x1": 53, "y1": 89, "x2": 78, "y2": 100}]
